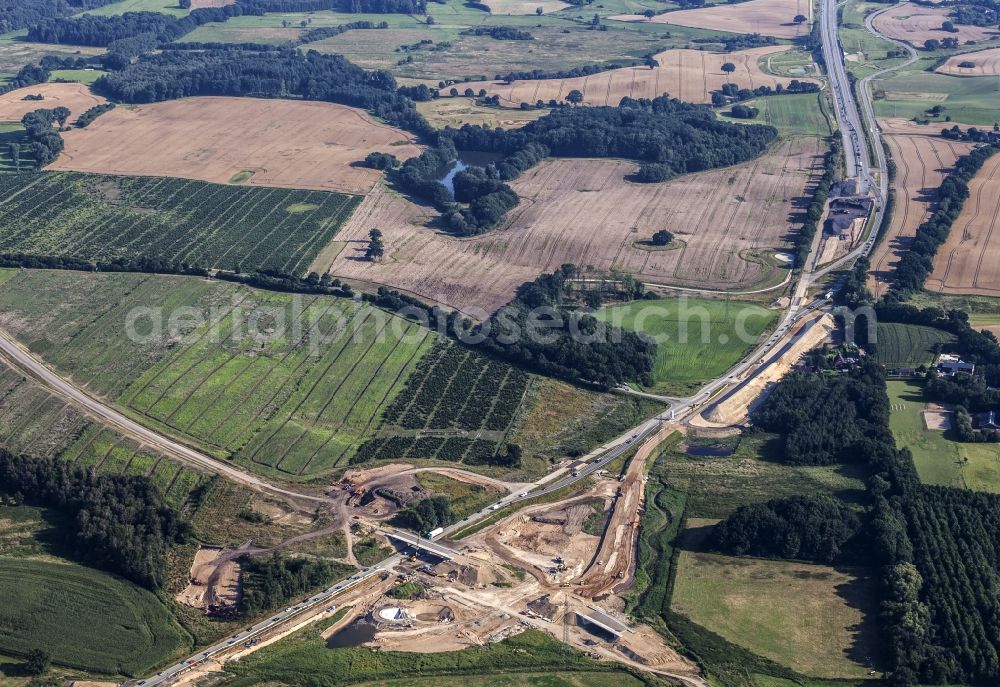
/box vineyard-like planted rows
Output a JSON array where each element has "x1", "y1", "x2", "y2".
[
  {"x1": 0, "y1": 172, "x2": 359, "y2": 274},
  {"x1": 0, "y1": 362, "x2": 206, "y2": 509},
  {"x1": 354, "y1": 343, "x2": 531, "y2": 466},
  {"x1": 874, "y1": 322, "x2": 955, "y2": 368}
]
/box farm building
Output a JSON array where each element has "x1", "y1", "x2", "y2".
[{"x1": 935, "y1": 353, "x2": 975, "y2": 377}]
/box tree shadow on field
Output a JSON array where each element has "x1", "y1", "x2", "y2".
[
  {"x1": 342, "y1": 239, "x2": 376, "y2": 263},
  {"x1": 834, "y1": 568, "x2": 885, "y2": 672}
]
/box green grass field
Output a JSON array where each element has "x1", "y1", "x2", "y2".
[
  {"x1": 595, "y1": 297, "x2": 779, "y2": 395},
  {"x1": 887, "y1": 380, "x2": 1000, "y2": 493},
  {"x1": 671, "y1": 551, "x2": 879, "y2": 679},
  {"x1": 77, "y1": 0, "x2": 188, "y2": 16},
  {"x1": 414, "y1": 472, "x2": 502, "y2": 518},
  {"x1": 653, "y1": 433, "x2": 867, "y2": 518},
  {"x1": 873, "y1": 69, "x2": 1000, "y2": 126},
  {"x1": 0, "y1": 557, "x2": 184, "y2": 675},
  {"x1": 224, "y1": 626, "x2": 616, "y2": 687},
  {"x1": 49, "y1": 68, "x2": 105, "y2": 84},
  {"x1": 717, "y1": 93, "x2": 833, "y2": 137},
  {"x1": 874, "y1": 322, "x2": 954, "y2": 368},
  {"x1": 0, "y1": 173, "x2": 359, "y2": 274}
]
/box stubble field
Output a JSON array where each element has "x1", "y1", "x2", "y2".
[
  {"x1": 867, "y1": 133, "x2": 972, "y2": 298},
  {"x1": 611, "y1": 0, "x2": 812, "y2": 39},
  {"x1": 50, "y1": 97, "x2": 422, "y2": 196},
  {"x1": 0, "y1": 82, "x2": 105, "y2": 122},
  {"x1": 936, "y1": 47, "x2": 1000, "y2": 75},
  {"x1": 928, "y1": 151, "x2": 1000, "y2": 296},
  {"x1": 871, "y1": 2, "x2": 999, "y2": 45},
  {"x1": 320, "y1": 137, "x2": 824, "y2": 313},
  {"x1": 478, "y1": 46, "x2": 815, "y2": 107}
]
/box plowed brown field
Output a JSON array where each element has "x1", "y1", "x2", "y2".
[
  {"x1": 611, "y1": 0, "x2": 811, "y2": 39},
  {"x1": 868, "y1": 133, "x2": 972, "y2": 298},
  {"x1": 0, "y1": 82, "x2": 106, "y2": 122},
  {"x1": 871, "y1": 3, "x2": 998, "y2": 45},
  {"x1": 317, "y1": 137, "x2": 824, "y2": 313},
  {"x1": 49, "y1": 96, "x2": 421, "y2": 195},
  {"x1": 937, "y1": 47, "x2": 1000, "y2": 75},
  {"x1": 478, "y1": 46, "x2": 815, "y2": 107},
  {"x1": 928, "y1": 152, "x2": 1000, "y2": 296}
]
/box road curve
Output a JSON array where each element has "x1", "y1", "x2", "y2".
[{"x1": 0, "y1": 329, "x2": 331, "y2": 504}]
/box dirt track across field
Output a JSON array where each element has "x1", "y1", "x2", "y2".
[
  {"x1": 871, "y1": 2, "x2": 999, "y2": 45},
  {"x1": 49, "y1": 96, "x2": 422, "y2": 195},
  {"x1": 868, "y1": 133, "x2": 972, "y2": 298},
  {"x1": 0, "y1": 83, "x2": 106, "y2": 122},
  {"x1": 611, "y1": 0, "x2": 811, "y2": 39},
  {"x1": 319, "y1": 137, "x2": 823, "y2": 313},
  {"x1": 928, "y1": 152, "x2": 1000, "y2": 296},
  {"x1": 478, "y1": 46, "x2": 815, "y2": 107}
]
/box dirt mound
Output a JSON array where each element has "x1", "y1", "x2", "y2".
[{"x1": 176, "y1": 547, "x2": 241, "y2": 614}]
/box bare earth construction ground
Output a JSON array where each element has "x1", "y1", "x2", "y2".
[
  {"x1": 478, "y1": 46, "x2": 816, "y2": 107},
  {"x1": 928, "y1": 151, "x2": 1000, "y2": 296},
  {"x1": 611, "y1": 0, "x2": 811, "y2": 40},
  {"x1": 871, "y1": 2, "x2": 999, "y2": 45},
  {"x1": 318, "y1": 137, "x2": 823, "y2": 313},
  {"x1": 868, "y1": 132, "x2": 971, "y2": 298},
  {"x1": 0, "y1": 82, "x2": 106, "y2": 122},
  {"x1": 49, "y1": 96, "x2": 422, "y2": 195}
]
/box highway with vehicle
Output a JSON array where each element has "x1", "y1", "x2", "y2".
[{"x1": 0, "y1": 5, "x2": 907, "y2": 683}]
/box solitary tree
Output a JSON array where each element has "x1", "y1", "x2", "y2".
[
  {"x1": 24, "y1": 649, "x2": 50, "y2": 677},
  {"x1": 643, "y1": 8, "x2": 656, "y2": 18},
  {"x1": 566, "y1": 89, "x2": 584, "y2": 104},
  {"x1": 721, "y1": 62, "x2": 736, "y2": 74},
  {"x1": 591, "y1": 13, "x2": 600, "y2": 25},
  {"x1": 8, "y1": 143, "x2": 19, "y2": 171},
  {"x1": 650, "y1": 229, "x2": 674, "y2": 246},
  {"x1": 536, "y1": 6, "x2": 543, "y2": 14},
  {"x1": 366, "y1": 228, "x2": 385, "y2": 261},
  {"x1": 51, "y1": 106, "x2": 70, "y2": 129},
  {"x1": 942, "y1": 20, "x2": 956, "y2": 32},
  {"x1": 793, "y1": 13, "x2": 807, "y2": 24},
  {"x1": 426, "y1": 15, "x2": 435, "y2": 25}
]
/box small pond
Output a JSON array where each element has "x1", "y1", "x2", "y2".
[
  {"x1": 325, "y1": 620, "x2": 377, "y2": 649},
  {"x1": 436, "y1": 151, "x2": 503, "y2": 197}
]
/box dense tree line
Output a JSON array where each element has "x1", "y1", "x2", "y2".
[
  {"x1": 0, "y1": 64, "x2": 50, "y2": 97},
  {"x1": 20, "y1": 108, "x2": 64, "y2": 168},
  {"x1": 790, "y1": 138, "x2": 838, "y2": 266},
  {"x1": 0, "y1": 0, "x2": 120, "y2": 34},
  {"x1": 237, "y1": 0, "x2": 426, "y2": 12},
  {"x1": 394, "y1": 495, "x2": 453, "y2": 533},
  {"x1": 74, "y1": 102, "x2": 115, "y2": 127},
  {"x1": 94, "y1": 48, "x2": 433, "y2": 137},
  {"x1": 711, "y1": 79, "x2": 820, "y2": 106},
  {"x1": 27, "y1": 6, "x2": 251, "y2": 46},
  {"x1": 239, "y1": 553, "x2": 345, "y2": 616},
  {"x1": 497, "y1": 56, "x2": 664, "y2": 84},
  {"x1": 708, "y1": 495, "x2": 863, "y2": 564},
  {"x1": 366, "y1": 265, "x2": 655, "y2": 387},
  {"x1": 0, "y1": 449, "x2": 191, "y2": 590},
  {"x1": 940, "y1": 124, "x2": 998, "y2": 142},
  {"x1": 886, "y1": 145, "x2": 998, "y2": 300},
  {"x1": 460, "y1": 26, "x2": 533, "y2": 40},
  {"x1": 694, "y1": 32, "x2": 777, "y2": 51},
  {"x1": 947, "y1": 0, "x2": 998, "y2": 26},
  {"x1": 751, "y1": 358, "x2": 892, "y2": 465}
]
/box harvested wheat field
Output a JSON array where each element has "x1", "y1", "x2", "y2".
[
  {"x1": 50, "y1": 96, "x2": 421, "y2": 195},
  {"x1": 190, "y1": 0, "x2": 235, "y2": 7},
  {"x1": 928, "y1": 152, "x2": 1000, "y2": 296},
  {"x1": 868, "y1": 134, "x2": 972, "y2": 298},
  {"x1": 878, "y1": 116, "x2": 954, "y2": 136},
  {"x1": 611, "y1": 0, "x2": 811, "y2": 39},
  {"x1": 937, "y1": 47, "x2": 1000, "y2": 75},
  {"x1": 0, "y1": 82, "x2": 106, "y2": 122},
  {"x1": 318, "y1": 137, "x2": 823, "y2": 313},
  {"x1": 483, "y1": 0, "x2": 570, "y2": 13},
  {"x1": 872, "y1": 3, "x2": 998, "y2": 45},
  {"x1": 479, "y1": 46, "x2": 815, "y2": 107}
]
